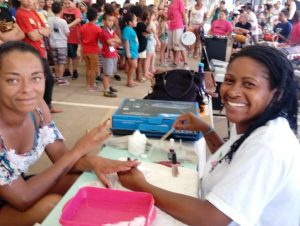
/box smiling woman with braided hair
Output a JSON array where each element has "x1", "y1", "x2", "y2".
[{"x1": 119, "y1": 45, "x2": 300, "y2": 226}]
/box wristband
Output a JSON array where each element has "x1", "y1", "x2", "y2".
[{"x1": 202, "y1": 126, "x2": 214, "y2": 136}]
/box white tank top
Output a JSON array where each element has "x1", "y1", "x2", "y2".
[{"x1": 189, "y1": 5, "x2": 207, "y2": 25}]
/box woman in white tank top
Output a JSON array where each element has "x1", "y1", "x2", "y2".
[{"x1": 188, "y1": 0, "x2": 207, "y2": 58}]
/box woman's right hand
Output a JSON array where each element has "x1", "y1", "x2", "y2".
[
  {"x1": 72, "y1": 119, "x2": 111, "y2": 157},
  {"x1": 173, "y1": 112, "x2": 209, "y2": 132}
]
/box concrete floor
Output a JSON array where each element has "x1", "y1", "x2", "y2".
[{"x1": 29, "y1": 56, "x2": 229, "y2": 174}]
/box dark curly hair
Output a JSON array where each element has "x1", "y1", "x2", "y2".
[
  {"x1": 123, "y1": 12, "x2": 136, "y2": 25},
  {"x1": 224, "y1": 45, "x2": 298, "y2": 163}
]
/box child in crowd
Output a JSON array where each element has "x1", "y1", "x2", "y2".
[
  {"x1": 104, "y1": 3, "x2": 121, "y2": 38},
  {"x1": 80, "y1": 7, "x2": 102, "y2": 91},
  {"x1": 99, "y1": 13, "x2": 121, "y2": 97},
  {"x1": 134, "y1": 8, "x2": 150, "y2": 82},
  {"x1": 145, "y1": 7, "x2": 159, "y2": 76},
  {"x1": 44, "y1": 0, "x2": 54, "y2": 17},
  {"x1": 103, "y1": 3, "x2": 122, "y2": 81},
  {"x1": 90, "y1": 4, "x2": 103, "y2": 84},
  {"x1": 35, "y1": 0, "x2": 48, "y2": 24},
  {"x1": 35, "y1": 0, "x2": 54, "y2": 66},
  {"x1": 273, "y1": 9, "x2": 292, "y2": 43},
  {"x1": 122, "y1": 13, "x2": 138, "y2": 87},
  {"x1": 157, "y1": 13, "x2": 168, "y2": 66},
  {"x1": 78, "y1": 1, "x2": 88, "y2": 25},
  {"x1": 62, "y1": 0, "x2": 81, "y2": 80},
  {"x1": 113, "y1": 3, "x2": 121, "y2": 19},
  {"x1": 48, "y1": 2, "x2": 70, "y2": 85}
]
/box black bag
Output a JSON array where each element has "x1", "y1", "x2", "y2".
[{"x1": 144, "y1": 69, "x2": 206, "y2": 112}]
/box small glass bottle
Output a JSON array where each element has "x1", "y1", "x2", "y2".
[
  {"x1": 176, "y1": 139, "x2": 186, "y2": 161},
  {"x1": 168, "y1": 138, "x2": 175, "y2": 160}
]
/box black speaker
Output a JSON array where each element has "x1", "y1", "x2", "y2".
[{"x1": 204, "y1": 36, "x2": 228, "y2": 62}]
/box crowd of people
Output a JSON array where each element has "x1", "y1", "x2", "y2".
[{"x1": 0, "y1": 0, "x2": 299, "y2": 99}]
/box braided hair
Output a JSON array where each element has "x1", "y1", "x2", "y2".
[{"x1": 224, "y1": 45, "x2": 298, "y2": 163}]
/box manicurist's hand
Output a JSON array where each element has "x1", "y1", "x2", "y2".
[
  {"x1": 91, "y1": 157, "x2": 140, "y2": 187},
  {"x1": 118, "y1": 167, "x2": 148, "y2": 191},
  {"x1": 72, "y1": 119, "x2": 111, "y2": 157},
  {"x1": 173, "y1": 112, "x2": 209, "y2": 132}
]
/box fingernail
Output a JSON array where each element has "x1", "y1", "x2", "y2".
[{"x1": 105, "y1": 184, "x2": 109, "y2": 188}]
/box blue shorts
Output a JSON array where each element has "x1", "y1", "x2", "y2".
[{"x1": 67, "y1": 43, "x2": 78, "y2": 59}]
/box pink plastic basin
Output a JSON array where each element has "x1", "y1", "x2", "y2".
[{"x1": 60, "y1": 186, "x2": 156, "y2": 226}]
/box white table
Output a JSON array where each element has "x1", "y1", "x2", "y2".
[{"x1": 41, "y1": 138, "x2": 206, "y2": 226}]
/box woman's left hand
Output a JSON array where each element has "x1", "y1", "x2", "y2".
[
  {"x1": 91, "y1": 157, "x2": 140, "y2": 187},
  {"x1": 118, "y1": 167, "x2": 147, "y2": 191}
]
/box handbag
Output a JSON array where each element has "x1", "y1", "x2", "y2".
[
  {"x1": 144, "y1": 69, "x2": 206, "y2": 112},
  {"x1": 0, "y1": 20, "x2": 13, "y2": 33},
  {"x1": 232, "y1": 34, "x2": 247, "y2": 44}
]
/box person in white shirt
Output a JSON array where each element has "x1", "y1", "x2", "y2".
[
  {"x1": 287, "y1": 0, "x2": 297, "y2": 20},
  {"x1": 119, "y1": 45, "x2": 300, "y2": 226},
  {"x1": 188, "y1": 0, "x2": 207, "y2": 58},
  {"x1": 232, "y1": 0, "x2": 242, "y2": 13},
  {"x1": 272, "y1": 0, "x2": 283, "y2": 23},
  {"x1": 245, "y1": 4, "x2": 259, "y2": 43},
  {"x1": 48, "y1": 2, "x2": 70, "y2": 85}
]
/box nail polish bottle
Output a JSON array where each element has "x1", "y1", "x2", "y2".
[
  {"x1": 171, "y1": 151, "x2": 179, "y2": 177},
  {"x1": 168, "y1": 138, "x2": 175, "y2": 160}
]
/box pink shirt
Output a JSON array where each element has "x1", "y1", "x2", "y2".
[
  {"x1": 289, "y1": 22, "x2": 300, "y2": 45},
  {"x1": 210, "y1": 19, "x2": 232, "y2": 36},
  {"x1": 167, "y1": 0, "x2": 185, "y2": 30}
]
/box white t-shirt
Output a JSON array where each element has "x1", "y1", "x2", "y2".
[
  {"x1": 272, "y1": 6, "x2": 283, "y2": 18},
  {"x1": 289, "y1": 1, "x2": 297, "y2": 20},
  {"x1": 200, "y1": 117, "x2": 300, "y2": 226},
  {"x1": 247, "y1": 11, "x2": 259, "y2": 35},
  {"x1": 48, "y1": 16, "x2": 70, "y2": 48},
  {"x1": 189, "y1": 5, "x2": 207, "y2": 25}
]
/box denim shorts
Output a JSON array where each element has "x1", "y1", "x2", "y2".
[{"x1": 67, "y1": 43, "x2": 78, "y2": 59}]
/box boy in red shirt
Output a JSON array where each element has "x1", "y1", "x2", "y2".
[
  {"x1": 62, "y1": 0, "x2": 81, "y2": 79},
  {"x1": 99, "y1": 13, "x2": 121, "y2": 97},
  {"x1": 80, "y1": 7, "x2": 102, "y2": 91}
]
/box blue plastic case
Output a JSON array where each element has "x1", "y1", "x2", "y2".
[{"x1": 112, "y1": 98, "x2": 202, "y2": 141}]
